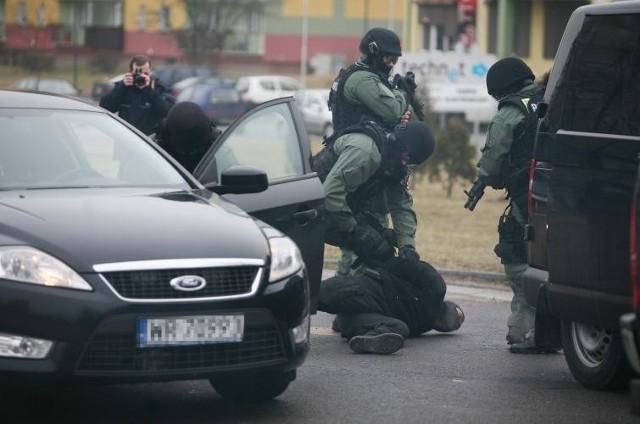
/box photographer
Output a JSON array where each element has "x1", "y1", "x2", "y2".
[{"x1": 99, "y1": 55, "x2": 175, "y2": 135}]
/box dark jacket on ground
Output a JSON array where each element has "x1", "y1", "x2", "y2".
[
  {"x1": 99, "y1": 80, "x2": 175, "y2": 135},
  {"x1": 318, "y1": 258, "x2": 446, "y2": 337}
]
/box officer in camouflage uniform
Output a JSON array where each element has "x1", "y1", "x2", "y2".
[
  {"x1": 328, "y1": 27, "x2": 417, "y2": 276},
  {"x1": 474, "y1": 57, "x2": 554, "y2": 354}
]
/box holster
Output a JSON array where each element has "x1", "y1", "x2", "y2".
[{"x1": 493, "y1": 207, "x2": 526, "y2": 264}]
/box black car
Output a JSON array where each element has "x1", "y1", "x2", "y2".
[
  {"x1": 523, "y1": 0, "x2": 640, "y2": 399},
  {"x1": 0, "y1": 90, "x2": 325, "y2": 402}
]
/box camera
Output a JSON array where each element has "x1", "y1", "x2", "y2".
[{"x1": 132, "y1": 68, "x2": 147, "y2": 86}]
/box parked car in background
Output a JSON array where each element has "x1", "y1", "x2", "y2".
[
  {"x1": 176, "y1": 77, "x2": 246, "y2": 125},
  {"x1": 12, "y1": 77, "x2": 81, "y2": 97},
  {"x1": 12, "y1": 77, "x2": 96, "y2": 104},
  {"x1": 154, "y1": 65, "x2": 214, "y2": 92},
  {"x1": 294, "y1": 89, "x2": 333, "y2": 137},
  {"x1": 236, "y1": 75, "x2": 302, "y2": 110},
  {"x1": 522, "y1": 0, "x2": 640, "y2": 408},
  {"x1": 0, "y1": 90, "x2": 325, "y2": 402}
]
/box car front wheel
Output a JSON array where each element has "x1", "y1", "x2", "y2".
[
  {"x1": 211, "y1": 370, "x2": 295, "y2": 402},
  {"x1": 561, "y1": 320, "x2": 632, "y2": 390}
]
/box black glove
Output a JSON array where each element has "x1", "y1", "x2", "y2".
[
  {"x1": 399, "y1": 245, "x2": 420, "y2": 262},
  {"x1": 348, "y1": 222, "x2": 394, "y2": 264}
]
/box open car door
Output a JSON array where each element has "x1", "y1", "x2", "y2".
[{"x1": 194, "y1": 97, "x2": 326, "y2": 312}]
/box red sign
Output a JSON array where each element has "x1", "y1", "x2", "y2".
[{"x1": 457, "y1": 0, "x2": 477, "y2": 17}]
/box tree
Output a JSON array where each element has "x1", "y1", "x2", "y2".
[
  {"x1": 418, "y1": 117, "x2": 476, "y2": 197},
  {"x1": 176, "y1": 0, "x2": 265, "y2": 68}
]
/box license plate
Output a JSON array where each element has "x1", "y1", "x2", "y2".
[{"x1": 137, "y1": 314, "x2": 244, "y2": 348}]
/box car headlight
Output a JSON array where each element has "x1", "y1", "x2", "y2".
[
  {"x1": 0, "y1": 246, "x2": 92, "y2": 291},
  {"x1": 268, "y1": 237, "x2": 303, "y2": 283}
]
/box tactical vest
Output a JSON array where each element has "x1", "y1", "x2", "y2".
[
  {"x1": 498, "y1": 85, "x2": 545, "y2": 209},
  {"x1": 328, "y1": 62, "x2": 392, "y2": 133}
]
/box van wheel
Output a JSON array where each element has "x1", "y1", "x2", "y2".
[
  {"x1": 211, "y1": 370, "x2": 295, "y2": 402},
  {"x1": 561, "y1": 320, "x2": 632, "y2": 390}
]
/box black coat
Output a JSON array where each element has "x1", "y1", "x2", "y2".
[
  {"x1": 99, "y1": 80, "x2": 175, "y2": 135},
  {"x1": 318, "y1": 258, "x2": 447, "y2": 337}
]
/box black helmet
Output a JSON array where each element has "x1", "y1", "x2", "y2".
[
  {"x1": 486, "y1": 57, "x2": 535, "y2": 96},
  {"x1": 393, "y1": 121, "x2": 435, "y2": 165},
  {"x1": 359, "y1": 27, "x2": 402, "y2": 57}
]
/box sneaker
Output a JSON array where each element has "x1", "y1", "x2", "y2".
[
  {"x1": 506, "y1": 326, "x2": 529, "y2": 345},
  {"x1": 348, "y1": 332, "x2": 404, "y2": 355}
]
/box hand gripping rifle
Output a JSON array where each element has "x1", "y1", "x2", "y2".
[
  {"x1": 463, "y1": 179, "x2": 486, "y2": 211},
  {"x1": 393, "y1": 71, "x2": 426, "y2": 122}
]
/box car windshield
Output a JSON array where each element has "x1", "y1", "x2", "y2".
[{"x1": 0, "y1": 108, "x2": 190, "y2": 190}]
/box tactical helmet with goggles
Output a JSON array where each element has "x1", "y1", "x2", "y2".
[{"x1": 391, "y1": 121, "x2": 435, "y2": 165}]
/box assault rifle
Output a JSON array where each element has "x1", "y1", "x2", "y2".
[
  {"x1": 393, "y1": 71, "x2": 426, "y2": 122},
  {"x1": 463, "y1": 179, "x2": 486, "y2": 211}
]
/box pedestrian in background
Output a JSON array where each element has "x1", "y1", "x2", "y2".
[{"x1": 100, "y1": 55, "x2": 175, "y2": 135}]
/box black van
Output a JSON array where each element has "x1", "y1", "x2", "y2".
[{"x1": 522, "y1": 0, "x2": 640, "y2": 399}]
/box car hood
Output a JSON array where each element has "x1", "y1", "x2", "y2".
[{"x1": 0, "y1": 189, "x2": 269, "y2": 272}]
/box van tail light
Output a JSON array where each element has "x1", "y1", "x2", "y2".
[
  {"x1": 630, "y1": 197, "x2": 640, "y2": 308},
  {"x1": 527, "y1": 159, "x2": 536, "y2": 214}
]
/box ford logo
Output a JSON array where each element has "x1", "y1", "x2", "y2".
[{"x1": 170, "y1": 275, "x2": 207, "y2": 292}]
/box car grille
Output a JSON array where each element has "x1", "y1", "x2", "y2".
[
  {"x1": 101, "y1": 266, "x2": 260, "y2": 300},
  {"x1": 76, "y1": 325, "x2": 286, "y2": 375}
]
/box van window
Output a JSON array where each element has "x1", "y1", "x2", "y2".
[{"x1": 545, "y1": 14, "x2": 640, "y2": 136}]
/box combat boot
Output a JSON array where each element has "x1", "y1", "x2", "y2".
[
  {"x1": 348, "y1": 332, "x2": 404, "y2": 355},
  {"x1": 509, "y1": 330, "x2": 561, "y2": 354},
  {"x1": 506, "y1": 326, "x2": 528, "y2": 345}
]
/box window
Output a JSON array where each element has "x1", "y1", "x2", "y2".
[
  {"x1": 260, "y1": 80, "x2": 276, "y2": 91},
  {"x1": 17, "y1": 1, "x2": 26, "y2": 26},
  {"x1": 279, "y1": 78, "x2": 301, "y2": 91},
  {"x1": 0, "y1": 1, "x2": 6, "y2": 41},
  {"x1": 544, "y1": 1, "x2": 588, "y2": 59},
  {"x1": 37, "y1": 3, "x2": 45, "y2": 27},
  {"x1": 215, "y1": 103, "x2": 303, "y2": 181},
  {"x1": 486, "y1": 0, "x2": 530, "y2": 55},
  {"x1": 137, "y1": 6, "x2": 146, "y2": 30},
  {"x1": 159, "y1": 6, "x2": 171, "y2": 31},
  {"x1": 513, "y1": 1, "x2": 531, "y2": 57},
  {"x1": 546, "y1": 14, "x2": 640, "y2": 136}
]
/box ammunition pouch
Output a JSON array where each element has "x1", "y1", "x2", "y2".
[{"x1": 493, "y1": 206, "x2": 526, "y2": 264}]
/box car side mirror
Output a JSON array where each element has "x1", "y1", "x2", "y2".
[{"x1": 205, "y1": 165, "x2": 268, "y2": 195}]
